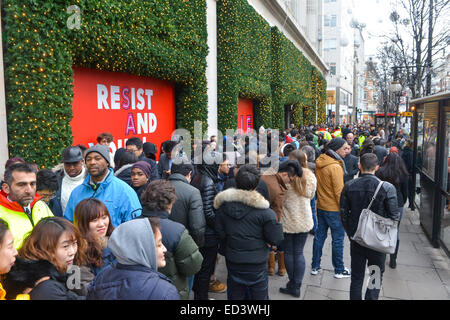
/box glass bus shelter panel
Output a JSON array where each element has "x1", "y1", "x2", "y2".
[
  {"x1": 416, "y1": 112, "x2": 424, "y2": 170},
  {"x1": 419, "y1": 176, "x2": 436, "y2": 239},
  {"x1": 421, "y1": 102, "x2": 439, "y2": 180},
  {"x1": 441, "y1": 194, "x2": 450, "y2": 252}
]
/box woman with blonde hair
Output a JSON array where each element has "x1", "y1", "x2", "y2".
[{"x1": 279, "y1": 150, "x2": 317, "y2": 297}]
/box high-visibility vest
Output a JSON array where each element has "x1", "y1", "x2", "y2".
[
  {"x1": 358, "y1": 135, "x2": 366, "y2": 149},
  {"x1": 0, "y1": 199, "x2": 53, "y2": 249}
]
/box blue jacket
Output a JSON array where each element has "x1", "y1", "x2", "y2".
[
  {"x1": 64, "y1": 168, "x2": 142, "y2": 227},
  {"x1": 86, "y1": 263, "x2": 180, "y2": 300}
]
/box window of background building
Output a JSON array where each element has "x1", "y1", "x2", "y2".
[
  {"x1": 324, "y1": 15, "x2": 337, "y2": 27},
  {"x1": 329, "y1": 63, "x2": 336, "y2": 75},
  {"x1": 324, "y1": 38, "x2": 337, "y2": 51}
]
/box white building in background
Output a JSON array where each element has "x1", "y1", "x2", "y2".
[{"x1": 322, "y1": 0, "x2": 365, "y2": 125}]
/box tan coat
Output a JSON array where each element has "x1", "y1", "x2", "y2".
[
  {"x1": 315, "y1": 153, "x2": 344, "y2": 212},
  {"x1": 261, "y1": 172, "x2": 288, "y2": 221},
  {"x1": 280, "y1": 169, "x2": 317, "y2": 233}
]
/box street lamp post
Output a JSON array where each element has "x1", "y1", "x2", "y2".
[{"x1": 389, "y1": 71, "x2": 402, "y2": 136}]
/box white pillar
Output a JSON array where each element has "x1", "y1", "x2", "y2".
[
  {"x1": 206, "y1": 0, "x2": 218, "y2": 138},
  {"x1": 0, "y1": 14, "x2": 9, "y2": 178}
]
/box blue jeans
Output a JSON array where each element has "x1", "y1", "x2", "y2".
[
  {"x1": 283, "y1": 233, "x2": 308, "y2": 289},
  {"x1": 311, "y1": 209, "x2": 346, "y2": 273},
  {"x1": 311, "y1": 195, "x2": 317, "y2": 232}
]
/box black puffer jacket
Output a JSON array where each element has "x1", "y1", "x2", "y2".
[
  {"x1": 214, "y1": 188, "x2": 283, "y2": 269},
  {"x1": 190, "y1": 164, "x2": 219, "y2": 247},
  {"x1": 340, "y1": 174, "x2": 400, "y2": 238},
  {"x1": 3, "y1": 258, "x2": 84, "y2": 300}
]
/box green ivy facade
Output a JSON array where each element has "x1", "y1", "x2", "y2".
[
  {"x1": 3, "y1": 0, "x2": 325, "y2": 168},
  {"x1": 3, "y1": 0, "x2": 208, "y2": 167}
]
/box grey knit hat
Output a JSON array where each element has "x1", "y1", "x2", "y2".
[{"x1": 85, "y1": 144, "x2": 110, "y2": 164}]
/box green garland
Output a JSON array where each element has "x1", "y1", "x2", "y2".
[
  {"x1": 271, "y1": 27, "x2": 325, "y2": 128},
  {"x1": 217, "y1": 0, "x2": 272, "y2": 133},
  {"x1": 217, "y1": 2, "x2": 326, "y2": 133},
  {"x1": 3, "y1": 0, "x2": 208, "y2": 168}
]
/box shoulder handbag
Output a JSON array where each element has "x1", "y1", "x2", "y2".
[{"x1": 351, "y1": 180, "x2": 399, "y2": 254}]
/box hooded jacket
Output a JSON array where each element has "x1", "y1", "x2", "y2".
[
  {"x1": 315, "y1": 153, "x2": 345, "y2": 212},
  {"x1": 3, "y1": 258, "x2": 83, "y2": 300},
  {"x1": 87, "y1": 219, "x2": 180, "y2": 300},
  {"x1": 0, "y1": 191, "x2": 53, "y2": 249},
  {"x1": 214, "y1": 188, "x2": 284, "y2": 270},
  {"x1": 168, "y1": 173, "x2": 206, "y2": 247},
  {"x1": 281, "y1": 169, "x2": 317, "y2": 233},
  {"x1": 64, "y1": 168, "x2": 142, "y2": 228},
  {"x1": 138, "y1": 208, "x2": 203, "y2": 299}
]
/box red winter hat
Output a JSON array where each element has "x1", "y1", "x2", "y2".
[{"x1": 389, "y1": 147, "x2": 399, "y2": 154}]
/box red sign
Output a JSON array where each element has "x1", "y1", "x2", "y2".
[
  {"x1": 237, "y1": 98, "x2": 253, "y2": 134},
  {"x1": 71, "y1": 66, "x2": 176, "y2": 158}
]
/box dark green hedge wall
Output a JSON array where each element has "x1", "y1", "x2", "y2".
[{"x1": 3, "y1": 0, "x2": 208, "y2": 168}]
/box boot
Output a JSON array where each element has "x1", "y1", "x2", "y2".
[
  {"x1": 277, "y1": 251, "x2": 287, "y2": 276},
  {"x1": 389, "y1": 240, "x2": 399, "y2": 269},
  {"x1": 279, "y1": 286, "x2": 300, "y2": 298},
  {"x1": 268, "y1": 251, "x2": 275, "y2": 276}
]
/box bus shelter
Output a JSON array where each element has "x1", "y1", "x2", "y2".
[{"x1": 411, "y1": 92, "x2": 450, "y2": 255}]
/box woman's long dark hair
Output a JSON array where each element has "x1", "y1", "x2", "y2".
[
  {"x1": 73, "y1": 199, "x2": 114, "y2": 268},
  {"x1": 376, "y1": 152, "x2": 409, "y2": 186}
]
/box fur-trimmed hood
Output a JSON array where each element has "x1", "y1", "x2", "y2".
[
  {"x1": 214, "y1": 188, "x2": 269, "y2": 220},
  {"x1": 2, "y1": 258, "x2": 64, "y2": 300}
]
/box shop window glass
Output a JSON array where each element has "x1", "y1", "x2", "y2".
[
  {"x1": 443, "y1": 107, "x2": 450, "y2": 191},
  {"x1": 416, "y1": 112, "x2": 424, "y2": 169},
  {"x1": 422, "y1": 102, "x2": 438, "y2": 180}
]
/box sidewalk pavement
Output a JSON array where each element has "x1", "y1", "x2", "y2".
[{"x1": 205, "y1": 206, "x2": 450, "y2": 300}]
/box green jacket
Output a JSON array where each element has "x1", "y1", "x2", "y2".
[{"x1": 140, "y1": 209, "x2": 203, "y2": 300}]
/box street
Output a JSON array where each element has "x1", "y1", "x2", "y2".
[{"x1": 201, "y1": 206, "x2": 450, "y2": 300}]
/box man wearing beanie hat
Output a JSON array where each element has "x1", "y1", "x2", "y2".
[
  {"x1": 64, "y1": 144, "x2": 142, "y2": 227},
  {"x1": 311, "y1": 137, "x2": 351, "y2": 279}
]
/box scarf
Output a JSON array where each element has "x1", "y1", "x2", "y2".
[
  {"x1": 61, "y1": 166, "x2": 86, "y2": 212},
  {"x1": 325, "y1": 150, "x2": 348, "y2": 175}
]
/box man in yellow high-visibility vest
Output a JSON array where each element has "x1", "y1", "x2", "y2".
[{"x1": 0, "y1": 162, "x2": 53, "y2": 249}]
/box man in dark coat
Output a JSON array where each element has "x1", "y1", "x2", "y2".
[
  {"x1": 168, "y1": 162, "x2": 206, "y2": 248},
  {"x1": 343, "y1": 145, "x2": 359, "y2": 183},
  {"x1": 340, "y1": 153, "x2": 400, "y2": 300},
  {"x1": 373, "y1": 138, "x2": 388, "y2": 166},
  {"x1": 223, "y1": 154, "x2": 269, "y2": 201},
  {"x1": 158, "y1": 140, "x2": 179, "y2": 179},
  {"x1": 214, "y1": 165, "x2": 284, "y2": 300},
  {"x1": 190, "y1": 159, "x2": 221, "y2": 300}
]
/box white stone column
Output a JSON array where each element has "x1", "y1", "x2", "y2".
[
  {"x1": 206, "y1": 0, "x2": 218, "y2": 138},
  {"x1": 0, "y1": 14, "x2": 9, "y2": 178}
]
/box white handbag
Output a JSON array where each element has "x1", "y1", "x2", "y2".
[{"x1": 351, "y1": 180, "x2": 399, "y2": 254}]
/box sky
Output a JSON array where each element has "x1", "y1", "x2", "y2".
[{"x1": 352, "y1": 0, "x2": 396, "y2": 58}]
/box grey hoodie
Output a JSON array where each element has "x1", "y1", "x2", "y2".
[{"x1": 107, "y1": 218, "x2": 157, "y2": 271}]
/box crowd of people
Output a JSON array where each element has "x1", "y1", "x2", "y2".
[{"x1": 0, "y1": 122, "x2": 414, "y2": 300}]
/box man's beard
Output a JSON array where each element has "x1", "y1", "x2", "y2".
[{"x1": 90, "y1": 167, "x2": 108, "y2": 178}]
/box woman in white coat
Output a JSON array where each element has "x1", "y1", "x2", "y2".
[{"x1": 279, "y1": 150, "x2": 317, "y2": 298}]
